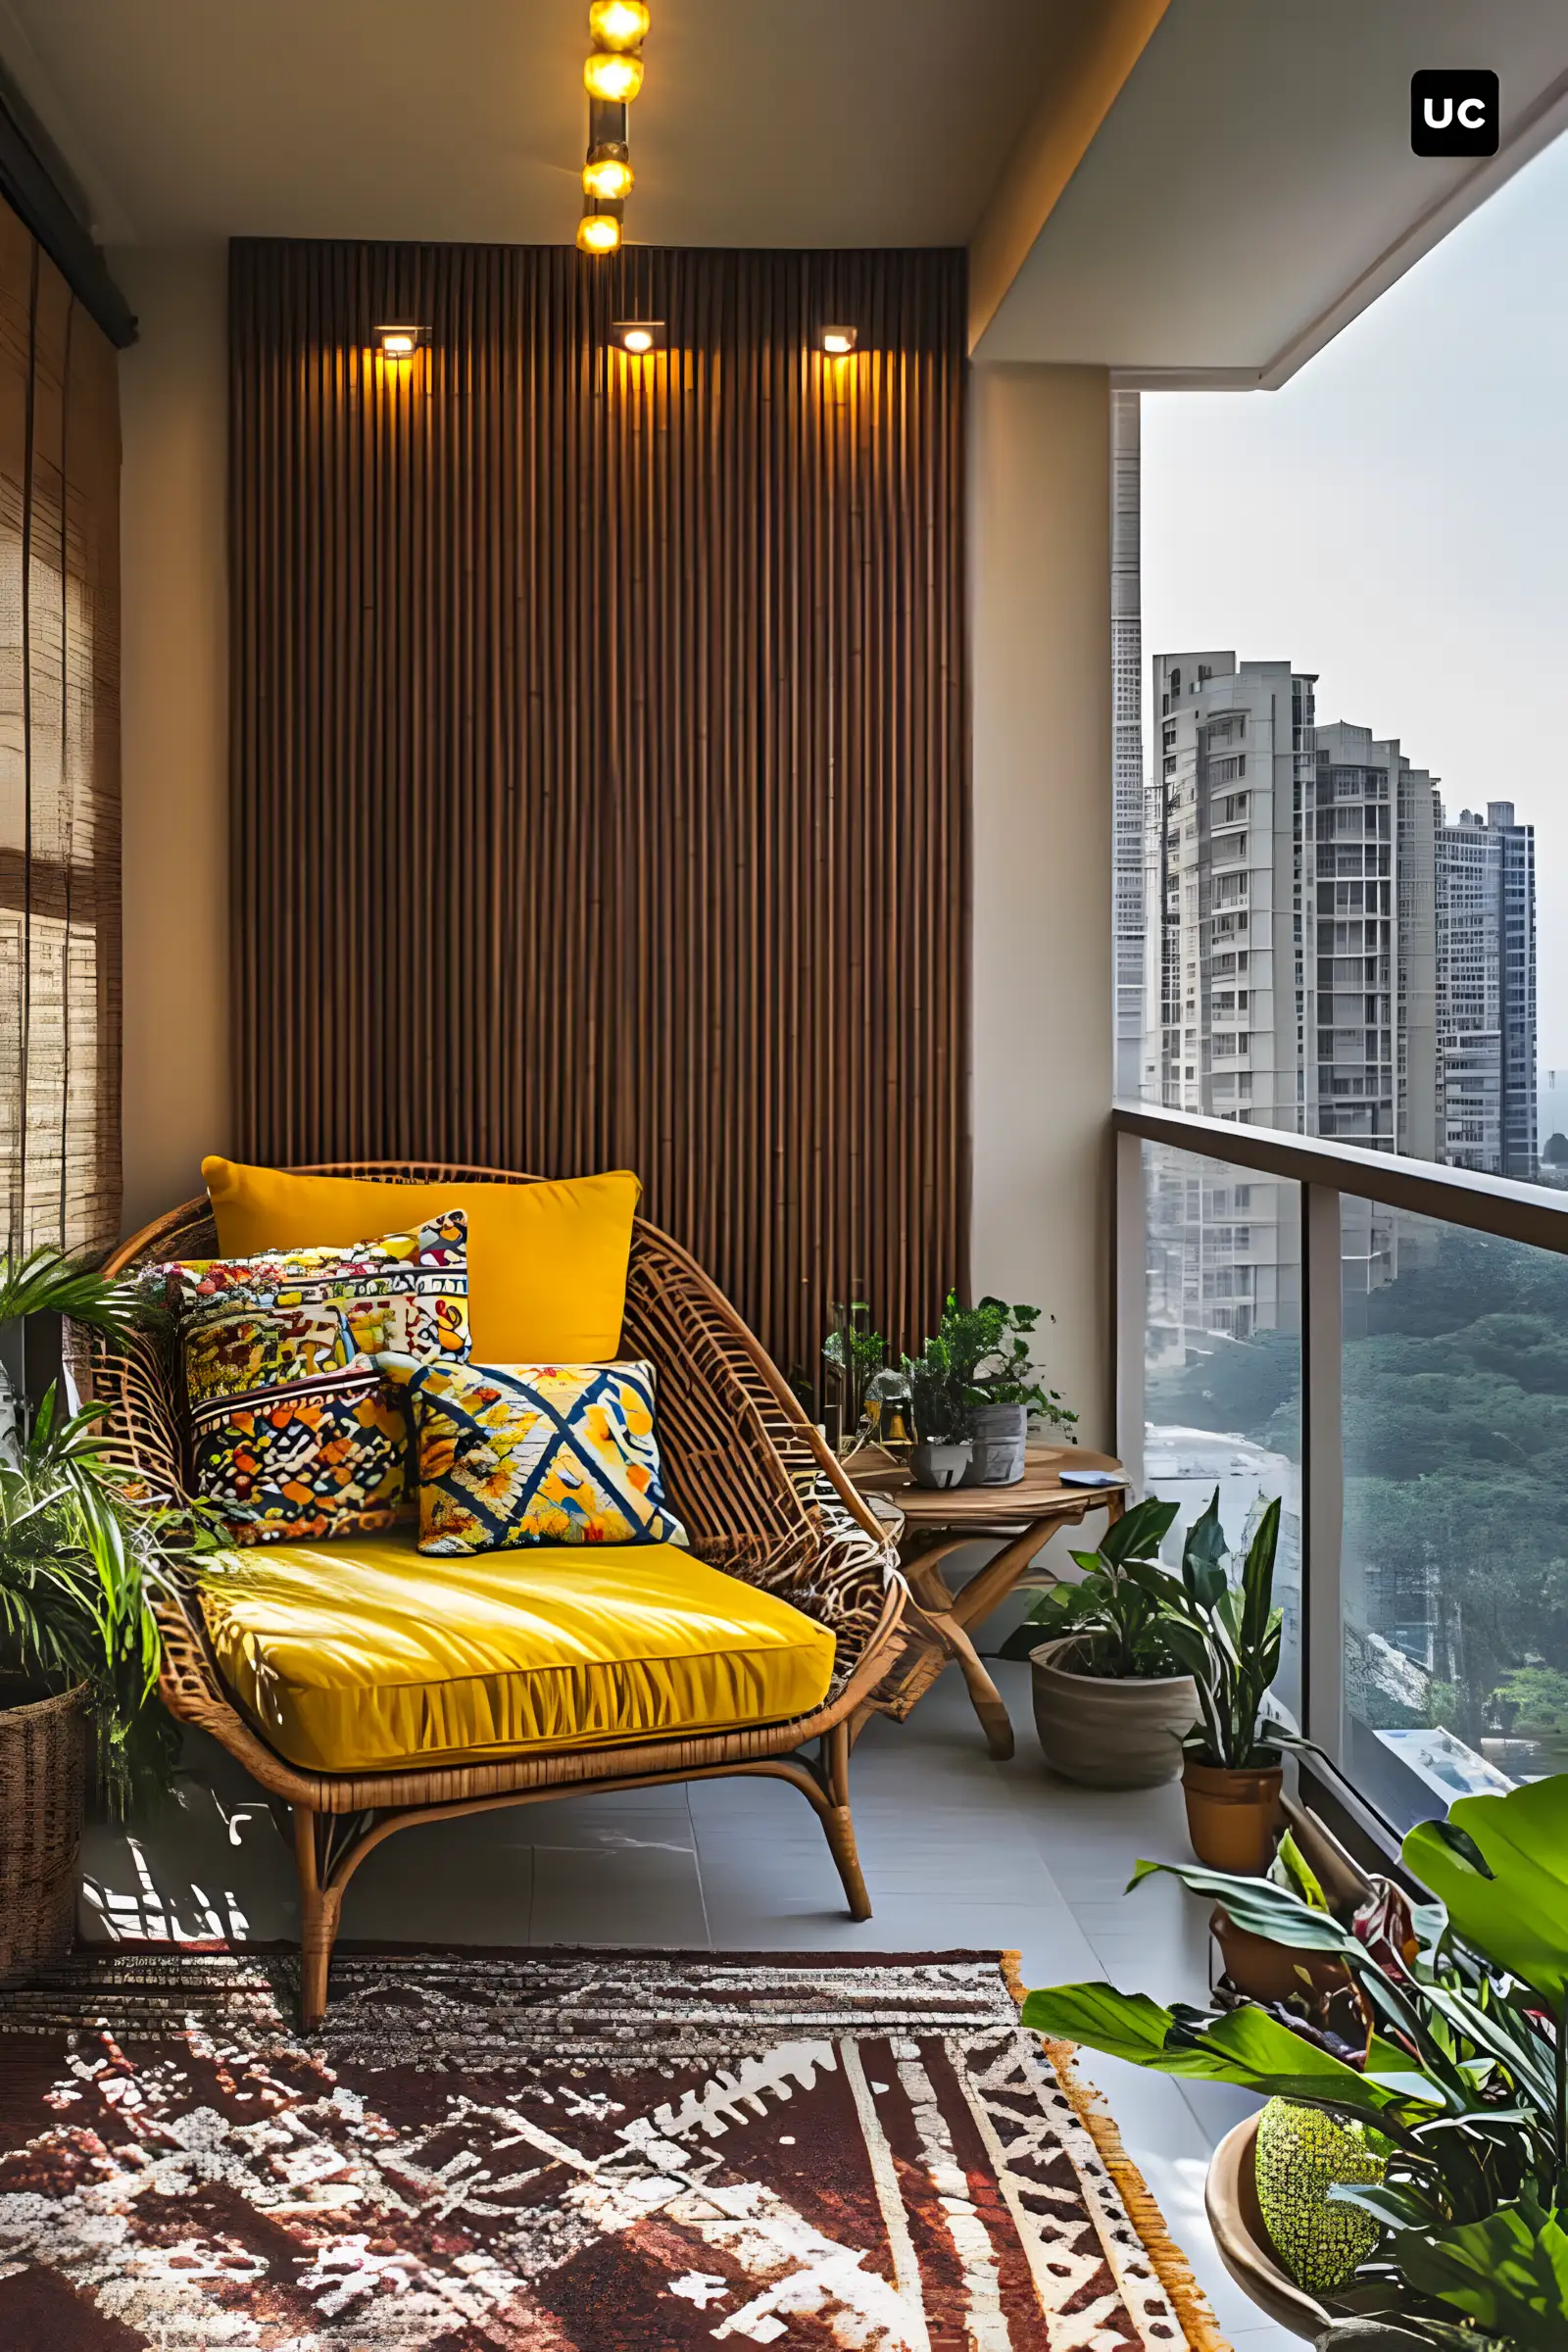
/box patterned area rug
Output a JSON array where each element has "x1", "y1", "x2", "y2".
[{"x1": 0, "y1": 1948, "x2": 1228, "y2": 2350}]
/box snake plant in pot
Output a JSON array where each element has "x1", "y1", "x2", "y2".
[
  {"x1": 0, "y1": 1248, "x2": 176, "y2": 1974},
  {"x1": 1155, "y1": 1488, "x2": 1293, "y2": 1872},
  {"x1": 1024, "y1": 1771, "x2": 1568, "y2": 2350}
]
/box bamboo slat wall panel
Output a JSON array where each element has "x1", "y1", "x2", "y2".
[{"x1": 229, "y1": 240, "x2": 968, "y2": 1385}]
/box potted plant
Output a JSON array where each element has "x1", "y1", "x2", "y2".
[
  {"x1": 959, "y1": 1295, "x2": 1077, "y2": 1485},
  {"x1": 1156, "y1": 1490, "x2": 1292, "y2": 1872},
  {"x1": 901, "y1": 1323, "x2": 980, "y2": 1488},
  {"x1": 1000, "y1": 1494, "x2": 1200, "y2": 1787},
  {"x1": 1022, "y1": 1771, "x2": 1568, "y2": 2350},
  {"x1": 0, "y1": 1248, "x2": 175, "y2": 1977}
]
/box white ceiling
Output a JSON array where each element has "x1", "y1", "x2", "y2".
[
  {"x1": 0, "y1": 0, "x2": 1089, "y2": 251},
  {"x1": 977, "y1": 0, "x2": 1568, "y2": 377}
]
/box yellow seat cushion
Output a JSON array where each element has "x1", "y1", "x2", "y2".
[
  {"x1": 196, "y1": 1532, "x2": 835, "y2": 1774},
  {"x1": 202, "y1": 1158, "x2": 640, "y2": 1363}
]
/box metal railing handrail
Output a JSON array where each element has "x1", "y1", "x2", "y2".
[{"x1": 1111, "y1": 1100, "x2": 1568, "y2": 1254}]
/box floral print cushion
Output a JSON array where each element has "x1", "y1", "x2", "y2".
[
  {"x1": 146, "y1": 1215, "x2": 468, "y2": 1544},
  {"x1": 376, "y1": 1355, "x2": 688, "y2": 1554}
]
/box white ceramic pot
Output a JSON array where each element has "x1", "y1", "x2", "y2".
[
  {"x1": 909, "y1": 1440, "x2": 972, "y2": 1490},
  {"x1": 1029, "y1": 1636, "x2": 1198, "y2": 1788}
]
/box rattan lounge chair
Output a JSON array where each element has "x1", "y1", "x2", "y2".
[{"x1": 72, "y1": 1164, "x2": 919, "y2": 2025}]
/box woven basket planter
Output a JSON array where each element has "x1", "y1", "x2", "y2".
[{"x1": 0, "y1": 1681, "x2": 88, "y2": 1980}]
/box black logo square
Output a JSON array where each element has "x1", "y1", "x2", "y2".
[{"x1": 1411, "y1": 70, "x2": 1499, "y2": 157}]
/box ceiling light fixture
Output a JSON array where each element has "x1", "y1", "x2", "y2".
[
  {"x1": 576, "y1": 205, "x2": 623, "y2": 255},
  {"x1": 373, "y1": 322, "x2": 429, "y2": 357},
  {"x1": 583, "y1": 47, "x2": 644, "y2": 103},
  {"x1": 819, "y1": 325, "x2": 858, "y2": 355},
  {"x1": 577, "y1": 3, "x2": 648, "y2": 255},
  {"x1": 588, "y1": 0, "x2": 651, "y2": 50},
  {"x1": 583, "y1": 141, "x2": 634, "y2": 201},
  {"x1": 612, "y1": 319, "x2": 666, "y2": 353}
]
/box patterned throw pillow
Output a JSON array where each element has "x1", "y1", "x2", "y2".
[
  {"x1": 147, "y1": 1215, "x2": 469, "y2": 1544},
  {"x1": 377, "y1": 1355, "x2": 688, "y2": 1554}
]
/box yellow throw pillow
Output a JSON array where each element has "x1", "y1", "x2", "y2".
[
  {"x1": 202, "y1": 1157, "x2": 640, "y2": 1363},
  {"x1": 378, "y1": 1354, "x2": 689, "y2": 1555}
]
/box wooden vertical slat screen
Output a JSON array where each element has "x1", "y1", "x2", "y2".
[
  {"x1": 0, "y1": 199, "x2": 121, "y2": 1258},
  {"x1": 229, "y1": 239, "x2": 968, "y2": 1386}
]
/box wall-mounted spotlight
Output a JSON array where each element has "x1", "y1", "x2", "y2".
[
  {"x1": 588, "y1": 0, "x2": 651, "y2": 48},
  {"x1": 583, "y1": 141, "x2": 634, "y2": 201},
  {"x1": 584, "y1": 47, "x2": 644, "y2": 102},
  {"x1": 819, "y1": 325, "x2": 858, "y2": 356},
  {"x1": 612, "y1": 319, "x2": 666, "y2": 353},
  {"x1": 373, "y1": 322, "x2": 429, "y2": 357},
  {"x1": 576, "y1": 204, "x2": 624, "y2": 255}
]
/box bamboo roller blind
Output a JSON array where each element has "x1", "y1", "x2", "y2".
[
  {"x1": 0, "y1": 199, "x2": 121, "y2": 1259},
  {"x1": 229, "y1": 240, "x2": 969, "y2": 1385}
]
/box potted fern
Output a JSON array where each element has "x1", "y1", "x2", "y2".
[{"x1": 0, "y1": 1248, "x2": 174, "y2": 1977}]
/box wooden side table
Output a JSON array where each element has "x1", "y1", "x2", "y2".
[{"x1": 849, "y1": 1445, "x2": 1128, "y2": 1759}]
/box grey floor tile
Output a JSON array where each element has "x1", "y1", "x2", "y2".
[{"x1": 529, "y1": 1838, "x2": 710, "y2": 1949}]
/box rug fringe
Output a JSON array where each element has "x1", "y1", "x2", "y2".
[{"x1": 999, "y1": 1952, "x2": 1234, "y2": 2352}]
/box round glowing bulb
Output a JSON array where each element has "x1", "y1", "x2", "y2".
[
  {"x1": 822, "y1": 333, "x2": 852, "y2": 355},
  {"x1": 588, "y1": 1, "x2": 650, "y2": 51},
  {"x1": 381, "y1": 332, "x2": 416, "y2": 356},
  {"x1": 622, "y1": 326, "x2": 654, "y2": 353},
  {"x1": 576, "y1": 211, "x2": 622, "y2": 255},
  {"x1": 583, "y1": 152, "x2": 634, "y2": 201},
  {"x1": 583, "y1": 47, "x2": 644, "y2": 102}
]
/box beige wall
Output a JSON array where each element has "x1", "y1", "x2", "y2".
[
  {"x1": 969, "y1": 364, "x2": 1112, "y2": 1450},
  {"x1": 115, "y1": 244, "x2": 230, "y2": 1236}
]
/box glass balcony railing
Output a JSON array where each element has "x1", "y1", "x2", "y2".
[{"x1": 1115, "y1": 1103, "x2": 1568, "y2": 1838}]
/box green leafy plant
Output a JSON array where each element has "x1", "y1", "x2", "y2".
[
  {"x1": 999, "y1": 1493, "x2": 1183, "y2": 1676},
  {"x1": 1157, "y1": 1490, "x2": 1289, "y2": 1768},
  {"x1": 901, "y1": 1292, "x2": 1077, "y2": 1448},
  {"x1": 821, "y1": 1298, "x2": 886, "y2": 1443},
  {"x1": 0, "y1": 1247, "x2": 177, "y2": 1812},
  {"x1": 1023, "y1": 1773, "x2": 1568, "y2": 2352}
]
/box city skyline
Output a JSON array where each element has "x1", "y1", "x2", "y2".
[
  {"x1": 1131, "y1": 645, "x2": 1537, "y2": 1182},
  {"x1": 1139, "y1": 126, "x2": 1568, "y2": 1078}
]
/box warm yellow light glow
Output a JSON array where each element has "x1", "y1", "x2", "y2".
[
  {"x1": 583, "y1": 151, "x2": 634, "y2": 200},
  {"x1": 383, "y1": 332, "x2": 416, "y2": 355},
  {"x1": 583, "y1": 47, "x2": 644, "y2": 102},
  {"x1": 588, "y1": 1, "x2": 650, "y2": 51},
  {"x1": 623, "y1": 327, "x2": 654, "y2": 353},
  {"x1": 820, "y1": 325, "x2": 858, "y2": 355},
  {"x1": 374, "y1": 323, "x2": 425, "y2": 357},
  {"x1": 576, "y1": 211, "x2": 623, "y2": 255}
]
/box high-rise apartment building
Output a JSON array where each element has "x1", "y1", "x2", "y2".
[
  {"x1": 1436, "y1": 801, "x2": 1538, "y2": 1177},
  {"x1": 1110, "y1": 390, "x2": 1144, "y2": 1101}
]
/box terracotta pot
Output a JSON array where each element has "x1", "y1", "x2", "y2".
[
  {"x1": 1211, "y1": 1907, "x2": 1351, "y2": 2008},
  {"x1": 1183, "y1": 1753, "x2": 1284, "y2": 1874},
  {"x1": 909, "y1": 1440, "x2": 971, "y2": 1490},
  {"x1": 962, "y1": 1403, "x2": 1027, "y2": 1486},
  {"x1": 1030, "y1": 1637, "x2": 1199, "y2": 1788}
]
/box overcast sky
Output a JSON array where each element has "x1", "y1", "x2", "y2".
[{"x1": 1141, "y1": 127, "x2": 1568, "y2": 1079}]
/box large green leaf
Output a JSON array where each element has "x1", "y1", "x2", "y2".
[
  {"x1": 1126, "y1": 1857, "x2": 1356, "y2": 1951},
  {"x1": 1403, "y1": 1774, "x2": 1568, "y2": 2002},
  {"x1": 1019, "y1": 1983, "x2": 1433, "y2": 2125},
  {"x1": 1387, "y1": 2198, "x2": 1568, "y2": 2351},
  {"x1": 1100, "y1": 1494, "x2": 1179, "y2": 1567}
]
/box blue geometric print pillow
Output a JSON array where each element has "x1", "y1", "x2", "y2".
[{"x1": 375, "y1": 1355, "x2": 689, "y2": 1554}]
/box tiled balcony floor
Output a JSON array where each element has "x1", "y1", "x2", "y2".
[{"x1": 80, "y1": 1660, "x2": 1295, "y2": 2350}]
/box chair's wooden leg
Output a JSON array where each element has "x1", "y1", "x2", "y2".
[
  {"x1": 293, "y1": 1805, "x2": 342, "y2": 2030},
  {"x1": 819, "y1": 1720, "x2": 871, "y2": 1922}
]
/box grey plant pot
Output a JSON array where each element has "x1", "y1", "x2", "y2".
[
  {"x1": 1029, "y1": 1636, "x2": 1198, "y2": 1788},
  {"x1": 909, "y1": 1440, "x2": 972, "y2": 1490},
  {"x1": 963, "y1": 1401, "x2": 1028, "y2": 1485}
]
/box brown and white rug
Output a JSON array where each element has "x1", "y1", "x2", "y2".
[{"x1": 0, "y1": 1948, "x2": 1227, "y2": 2351}]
